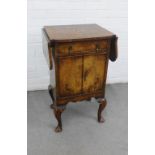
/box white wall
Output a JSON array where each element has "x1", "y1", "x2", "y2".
[{"x1": 27, "y1": 0, "x2": 128, "y2": 91}]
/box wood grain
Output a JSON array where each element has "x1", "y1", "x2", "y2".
[
  {"x1": 44, "y1": 24, "x2": 114, "y2": 42},
  {"x1": 83, "y1": 54, "x2": 107, "y2": 93},
  {"x1": 56, "y1": 40, "x2": 109, "y2": 56},
  {"x1": 58, "y1": 56, "x2": 83, "y2": 97}
]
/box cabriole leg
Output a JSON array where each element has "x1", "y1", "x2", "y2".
[
  {"x1": 97, "y1": 98, "x2": 107, "y2": 123},
  {"x1": 48, "y1": 85, "x2": 66, "y2": 132},
  {"x1": 51, "y1": 104, "x2": 66, "y2": 132}
]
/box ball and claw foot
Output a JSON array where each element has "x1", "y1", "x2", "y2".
[
  {"x1": 98, "y1": 116, "x2": 105, "y2": 123},
  {"x1": 55, "y1": 126, "x2": 62, "y2": 132},
  {"x1": 98, "y1": 98, "x2": 107, "y2": 123}
]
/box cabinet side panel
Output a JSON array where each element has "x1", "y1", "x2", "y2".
[{"x1": 42, "y1": 30, "x2": 53, "y2": 70}]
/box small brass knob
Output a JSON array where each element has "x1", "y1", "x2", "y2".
[{"x1": 96, "y1": 44, "x2": 100, "y2": 51}]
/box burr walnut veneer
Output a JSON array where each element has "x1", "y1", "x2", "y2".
[{"x1": 42, "y1": 24, "x2": 118, "y2": 132}]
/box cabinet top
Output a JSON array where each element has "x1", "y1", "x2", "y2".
[{"x1": 43, "y1": 24, "x2": 115, "y2": 43}]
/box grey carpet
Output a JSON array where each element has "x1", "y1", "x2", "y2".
[{"x1": 28, "y1": 83, "x2": 128, "y2": 155}]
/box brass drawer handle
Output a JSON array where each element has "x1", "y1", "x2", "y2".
[
  {"x1": 96, "y1": 44, "x2": 108, "y2": 53},
  {"x1": 96, "y1": 44, "x2": 100, "y2": 51}
]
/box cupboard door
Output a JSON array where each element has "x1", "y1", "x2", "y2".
[
  {"x1": 58, "y1": 56, "x2": 83, "y2": 97},
  {"x1": 83, "y1": 54, "x2": 107, "y2": 93}
]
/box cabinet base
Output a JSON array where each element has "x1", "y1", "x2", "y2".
[
  {"x1": 48, "y1": 85, "x2": 107, "y2": 132},
  {"x1": 97, "y1": 98, "x2": 107, "y2": 123}
]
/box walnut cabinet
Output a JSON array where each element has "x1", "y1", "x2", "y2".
[{"x1": 42, "y1": 24, "x2": 118, "y2": 132}]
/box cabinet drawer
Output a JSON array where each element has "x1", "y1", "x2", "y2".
[{"x1": 56, "y1": 40, "x2": 109, "y2": 56}]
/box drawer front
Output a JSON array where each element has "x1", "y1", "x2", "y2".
[{"x1": 56, "y1": 40, "x2": 109, "y2": 56}]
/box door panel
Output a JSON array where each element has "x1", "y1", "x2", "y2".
[
  {"x1": 58, "y1": 56, "x2": 82, "y2": 97},
  {"x1": 83, "y1": 54, "x2": 107, "y2": 93}
]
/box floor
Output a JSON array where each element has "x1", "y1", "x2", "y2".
[{"x1": 27, "y1": 83, "x2": 128, "y2": 155}]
